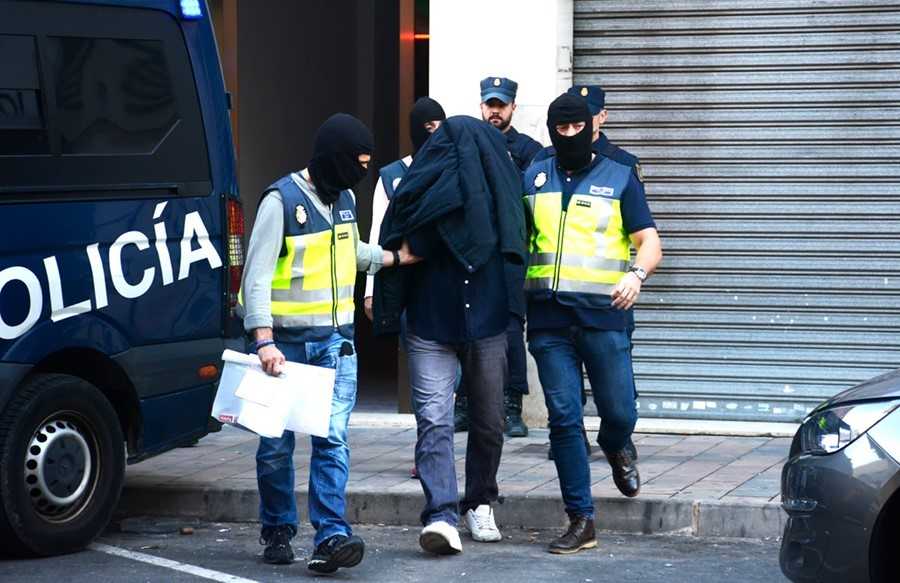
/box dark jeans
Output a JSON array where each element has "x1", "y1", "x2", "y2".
[
  {"x1": 528, "y1": 327, "x2": 637, "y2": 517},
  {"x1": 407, "y1": 332, "x2": 507, "y2": 526},
  {"x1": 254, "y1": 333, "x2": 357, "y2": 546},
  {"x1": 505, "y1": 316, "x2": 529, "y2": 396},
  {"x1": 458, "y1": 316, "x2": 527, "y2": 400}
]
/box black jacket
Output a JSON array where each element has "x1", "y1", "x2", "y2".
[{"x1": 373, "y1": 115, "x2": 526, "y2": 335}]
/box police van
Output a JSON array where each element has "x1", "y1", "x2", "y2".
[{"x1": 0, "y1": 0, "x2": 243, "y2": 556}]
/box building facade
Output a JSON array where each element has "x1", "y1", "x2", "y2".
[{"x1": 430, "y1": 0, "x2": 900, "y2": 423}]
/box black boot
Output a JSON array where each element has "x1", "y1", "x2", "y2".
[
  {"x1": 454, "y1": 394, "x2": 469, "y2": 433},
  {"x1": 602, "y1": 445, "x2": 641, "y2": 497},
  {"x1": 504, "y1": 391, "x2": 528, "y2": 438},
  {"x1": 260, "y1": 525, "x2": 295, "y2": 565},
  {"x1": 548, "y1": 514, "x2": 597, "y2": 554}
]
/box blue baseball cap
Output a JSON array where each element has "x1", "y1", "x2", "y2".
[
  {"x1": 567, "y1": 85, "x2": 605, "y2": 115},
  {"x1": 480, "y1": 76, "x2": 518, "y2": 104}
]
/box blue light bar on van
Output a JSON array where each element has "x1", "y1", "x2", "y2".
[{"x1": 179, "y1": 0, "x2": 203, "y2": 19}]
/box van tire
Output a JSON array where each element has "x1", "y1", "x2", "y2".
[{"x1": 0, "y1": 374, "x2": 125, "y2": 557}]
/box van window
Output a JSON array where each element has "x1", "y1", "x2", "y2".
[
  {"x1": 0, "y1": 3, "x2": 211, "y2": 197},
  {"x1": 0, "y1": 34, "x2": 50, "y2": 156},
  {"x1": 47, "y1": 37, "x2": 179, "y2": 156}
]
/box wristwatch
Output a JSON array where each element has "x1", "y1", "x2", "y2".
[{"x1": 628, "y1": 265, "x2": 648, "y2": 282}]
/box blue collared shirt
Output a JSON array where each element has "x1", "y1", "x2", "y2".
[{"x1": 405, "y1": 228, "x2": 509, "y2": 344}]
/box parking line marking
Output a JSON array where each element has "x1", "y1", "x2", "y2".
[{"x1": 89, "y1": 543, "x2": 260, "y2": 583}]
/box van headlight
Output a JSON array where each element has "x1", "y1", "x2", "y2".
[{"x1": 799, "y1": 400, "x2": 900, "y2": 455}]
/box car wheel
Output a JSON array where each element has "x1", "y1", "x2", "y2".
[{"x1": 0, "y1": 373, "x2": 125, "y2": 557}]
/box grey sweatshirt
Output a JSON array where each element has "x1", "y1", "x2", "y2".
[{"x1": 240, "y1": 170, "x2": 384, "y2": 332}]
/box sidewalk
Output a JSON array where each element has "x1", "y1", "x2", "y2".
[{"x1": 118, "y1": 421, "x2": 791, "y2": 539}]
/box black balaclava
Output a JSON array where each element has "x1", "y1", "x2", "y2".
[
  {"x1": 409, "y1": 97, "x2": 446, "y2": 154},
  {"x1": 308, "y1": 113, "x2": 375, "y2": 205},
  {"x1": 546, "y1": 93, "x2": 592, "y2": 172}
]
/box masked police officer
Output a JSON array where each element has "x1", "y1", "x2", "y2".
[
  {"x1": 452, "y1": 77, "x2": 540, "y2": 438},
  {"x1": 537, "y1": 84, "x2": 643, "y2": 461},
  {"x1": 239, "y1": 113, "x2": 418, "y2": 572},
  {"x1": 534, "y1": 85, "x2": 641, "y2": 177},
  {"x1": 524, "y1": 94, "x2": 662, "y2": 554},
  {"x1": 364, "y1": 97, "x2": 447, "y2": 321}
]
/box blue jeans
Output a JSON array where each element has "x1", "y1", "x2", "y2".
[
  {"x1": 528, "y1": 327, "x2": 637, "y2": 517},
  {"x1": 254, "y1": 332, "x2": 358, "y2": 546}
]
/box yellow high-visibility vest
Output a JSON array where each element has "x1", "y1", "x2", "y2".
[
  {"x1": 524, "y1": 157, "x2": 632, "y2": 307},
  {"x1": 242, "y1": 174, "x2": 359, "y2": 333}
]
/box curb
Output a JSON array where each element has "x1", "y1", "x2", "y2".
[
  {"x1": 349, "y1": 413, "x2": 799, "y2": 438},
  {"x1": 117, "y1": 485, "x2": 785, "y2": 540}
]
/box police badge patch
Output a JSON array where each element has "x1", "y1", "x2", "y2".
[
  {"x1": 534, "y1": 171, "x2": 547, "y2": 189},
  {"x1": 634, "y1": 163, "x2": 645, "y2": 183},
  {"x1": 295, "y1": 204, "x2": 308, "y2": 226}
]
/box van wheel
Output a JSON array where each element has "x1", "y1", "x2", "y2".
[{"x1": 0, "y1": 374, "x2": 125, "y2": 557}]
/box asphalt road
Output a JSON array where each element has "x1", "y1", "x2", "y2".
[{"x1": 1, "y1": 520, "x2": 788, "y2": 582}]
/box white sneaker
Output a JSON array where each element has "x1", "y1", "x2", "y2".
[
  {"x1": 464, "y1": 504, "x2": 502, "y2": 542},
  {"x1": 419, "y1": 521, "x2": 463, "y2": 555}
]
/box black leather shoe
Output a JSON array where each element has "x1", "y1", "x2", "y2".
[
  {"x1": 597, "y1": 434, "x2": 638, "y2": 461},
  {"x1": 260, "y1": 525, "x2": 295, "y2": 565},
  {"x1": 603, "y1": 446, "x2": 640, "y2": 497},
  {"x1": 548, "y1": 514, "x2": 597, "y2": 554},
  {"x1": 504, "y1": 392, "x2": 529, "y2": 438},
  {"x1": 626, "y1": 437, "x2": 638, "y2": 461},
  {"x1": 454, "y1": 396, "x2": 469, "y2": 433},
  {"x1": 307, "y1": 534, "x2": 365, "y2": 573}
]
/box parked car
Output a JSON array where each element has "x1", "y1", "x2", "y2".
[
  {"x1": 0, "y1": 0, "x2": 243, "y2": 556},
  {"x1": 781, "y1": 370, "x2": 900, "y2": 582}
]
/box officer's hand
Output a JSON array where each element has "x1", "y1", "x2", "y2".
[
  {"x1": 397, "y1": 240, "x2": 423, "y2": 265},
  {"x1": 364, "y1": 296, "x2": 374, "y2": 321},
  {"x1": 611, "y1": 272, "x2": 642, "y2": 310},
  {"x1": 257, "y1": 344, "x2": 286, "y2": 376}
]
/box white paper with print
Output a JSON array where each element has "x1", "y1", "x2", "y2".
[{"x1": 212, "y1": 349, "x2": 335, "y2": 438}]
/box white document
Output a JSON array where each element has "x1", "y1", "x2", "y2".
[{"x1": 212, "y1": 349, "x2": 335, "y2": 438}]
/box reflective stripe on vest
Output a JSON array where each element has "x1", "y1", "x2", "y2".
[
  {"x1": 524, "y1": 159, "x2": 632, "y2": 300},
  {"x1": 270, "y1": 223, "x2": 357, "y2": 327}
]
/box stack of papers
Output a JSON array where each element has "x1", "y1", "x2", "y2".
[{"x1": 211, "y1": 350, "x2": 335, "y2": 438}]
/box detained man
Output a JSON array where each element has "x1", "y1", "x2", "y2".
[{"x1": 450, "y1": 77, "x2": 540, "y2": 439}]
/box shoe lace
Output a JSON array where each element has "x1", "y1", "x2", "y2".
[
  {"x1": 472, "y1": 508, "x2": 496, "y2": 530},
  {"x1": 316, "y1": 535, "x2": 344, "y2": 556},
  {"x1": 260, "y1": 526, "x2": 291, "y2": 547}
]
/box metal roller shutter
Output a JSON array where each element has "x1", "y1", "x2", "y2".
[{"x1": 573, "y1": 0, "x2": 900, "y2": 421}]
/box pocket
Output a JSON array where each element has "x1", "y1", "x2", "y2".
[{"x1": 332, "y1": 353, "x2": 358, "y2": 402}]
